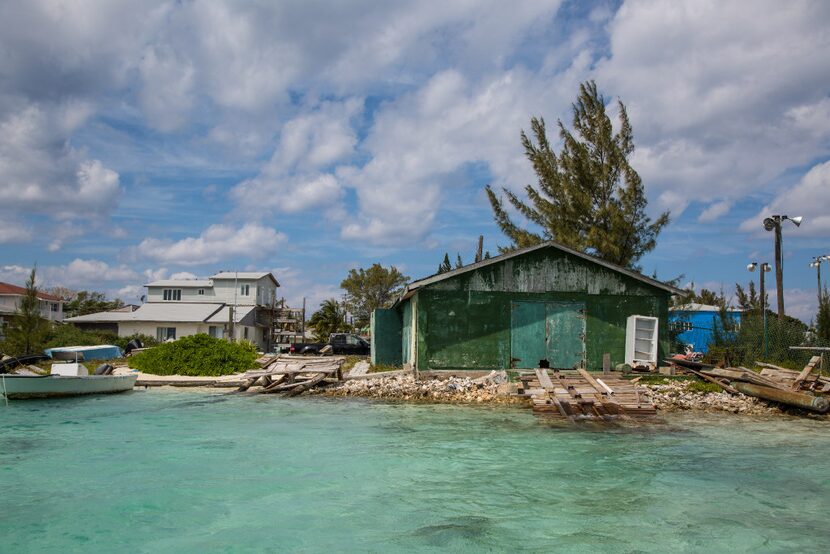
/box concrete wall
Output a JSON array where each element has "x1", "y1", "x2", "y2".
[{"x1": 371, "y1": 308, "x2": 402, "y2": 366}]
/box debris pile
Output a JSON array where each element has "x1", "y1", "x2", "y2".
[
  {"x1": 664, "y1": 355, "x2": 829, "y2": 415},
  {"x1": 318, "y1": 371, "x2": 519, "y2": 404},
  {"x1": 645, "y1": 380, "x2": 779, "y2": 415}
]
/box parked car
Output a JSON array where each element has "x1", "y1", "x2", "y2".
[{"x1": 290, "y1": 333, "x2": 370, "y2": 356}]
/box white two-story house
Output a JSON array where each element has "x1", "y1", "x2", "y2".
[
  {"x1": 66, "y1": 272, "x2": 280, "y2": 351},
  {"x1": 0, "y1": 281, "x2": 64, "y2": 339}
]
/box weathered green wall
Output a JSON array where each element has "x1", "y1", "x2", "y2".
[
  {"x1": 401, "y1": 298, "x2": 413, "y2": 365},
  {"x1": 413, "y1": 247, "x2": 671, "y2": 371},
  {"x1": 371, "y1": 308, "x2": 402, "y2": 366}
]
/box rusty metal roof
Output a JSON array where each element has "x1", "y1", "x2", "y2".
[{"x1": 396, "y1": 240, "x2": 684, "y2": 303}]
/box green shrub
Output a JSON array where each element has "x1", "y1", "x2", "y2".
[
  {"x1": 43, "y1": 325, "x2": 118, "y2": 349},
  {"x1": 687, "y1": 381, "x2": 723, "y2": 394},
  {"x1": 127, "y1": 334, "x2": 258, "y2": 376}
]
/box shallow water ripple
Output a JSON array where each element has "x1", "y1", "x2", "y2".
[{"x1": 1, "y1": 390, "x2": 828, "y2": 553}]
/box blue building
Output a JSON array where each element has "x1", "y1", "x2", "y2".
[{"x1": 669, "y1": 303, "x2": 742, "y2": 353}]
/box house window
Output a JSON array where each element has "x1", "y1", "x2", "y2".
[
  {"x1": 198, "y1": 289, "x2": 205, "y2": 295},
  {"x1": 51, "y1": 303, "x2": 59, "y2": 312},
  {"x1": 240, "y1": 284, "x2": 250, "y2": 296},
  {"x1": 163, "y1": 289, "x2": 182, "y2": 301},
  {"x1": 243, "y1": 327, "x2": 249, "y2": 340},
  {"x1": 208, "y1": 326, "x2": 221, "y2": 338},
  {"x1": 156, "y1": 327, "x2": 176, "y2": 341},
  {"x1": 670, "y1": 321, "x2": 693, "y2": 332}
]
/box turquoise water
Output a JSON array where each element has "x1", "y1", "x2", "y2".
[{"x1": 1, "y1": 390, "x2": 829, "y2": 553}]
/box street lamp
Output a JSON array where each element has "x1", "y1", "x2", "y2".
[
  {"x1": 748, "y1": 262, "x2": 772, "y2": 357},
  {"x1": 809, "y1": 254, "x2": 830, "y2": 305},
  {"x1": 763, "y1": 215, "x2": 803, "y2": 320}
]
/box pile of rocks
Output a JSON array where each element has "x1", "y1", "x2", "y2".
[
  {"x1": 316, "y1": 373, "x2": 525, "y2": 405},
  {"x1": 644, "y1": 380, "x2": 780, "y2": 415}
]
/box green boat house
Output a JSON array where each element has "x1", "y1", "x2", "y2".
[{"x1": 371, "y1": 241, "x2": 682, "y2": 373}]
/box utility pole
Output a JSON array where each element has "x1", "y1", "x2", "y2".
[
  {"x1": 764, "y1": 215, "x2": 803, "y2": 321},
  {"x1": 810, "y1": 255, "x2": 830, "y2": 306},
  {"x1": 748, "y1": 262, "x2": 771, "y2": 357},
  {"x1": 301, "y1": 297, "x2": 306, "y2": 339},
  {"x1": 475, "y1": 235, "x2": 483, "y2": 263}
]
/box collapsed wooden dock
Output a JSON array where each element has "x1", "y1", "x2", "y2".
[
  {"x1": 238, "y1": 355, "x2": 346, "y2": 396},
  {"x1": 517, "y1": 368, "x2": 656, "y2": 422}
]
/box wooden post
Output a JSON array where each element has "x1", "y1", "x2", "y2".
[{"x1": 602, "y1": 353, "x2": 610, "y2": 376}]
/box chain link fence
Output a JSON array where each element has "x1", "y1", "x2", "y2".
[{"x1": 703, "y1": 313, "x2": 828, "y2": 369}]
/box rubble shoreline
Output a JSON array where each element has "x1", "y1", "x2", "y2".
[{"x1": 309, "y1": 373, "x2": 825, "y2": 417}]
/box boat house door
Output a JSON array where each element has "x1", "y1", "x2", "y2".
[{"x1": 510, "y1": 301, "x2": 586, "y2": 369}]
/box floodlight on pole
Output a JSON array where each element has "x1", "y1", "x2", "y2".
[
  {"x1": 764, "y1": 214, "x2": 804, "y2": 320},
  {"x1": 747, "y1": 261, "x2": 771, "y2": 357},
  {"x1": 810, "y1": 254, "x2": 830, "y2": 305}
]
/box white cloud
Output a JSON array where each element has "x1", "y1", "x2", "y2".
[
  {"x1": 338, "y1": 68, "x2": 573, "y2": 245},
  {"x1": 0, "y1": 104, "x2": 121, "y2": 218},
  {"x1": 170, "y1": 271, "x2": 198, "y2": 280},
  {"x1": 698, "y1": 200, "x2": 732, "y2": 223},
  {"x1": 230, "y1": 99, "x2": 361, "y2": 214},
  {"x1": 0, "y1": 220, "x2": 32, "y2": 244},
  {"x1": 138, "y1": 45, "x2": 195, "y2": 132},
  {"x1": 739, "y1": 160, "x2": 830, "y2": 236},
  {"x1": 596, "y1": 0, "x2": 830, "y2": 215},
  {"x1": 132, "y1": 223, "x2": 287, "y2": 266},
  {"x1": 0, "y1": 265, "x2": 31, "y2": 285}
]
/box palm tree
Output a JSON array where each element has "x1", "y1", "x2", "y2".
[{"x1": 309, "y1": 299, "x2": 350, "y2": 342}]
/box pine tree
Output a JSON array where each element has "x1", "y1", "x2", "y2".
[
  {"x1": 486, "y1": 81, "x2": 669, "y2": 269},
  {"x1": 455, "y1": 253, "x2": 463, "y2": 269},
  {"x1": 0, "y1": 267, "x2": 50, "y2": 356},
  {"x1": 437, "y1": 253, "x2": 452, "y2": 274}
]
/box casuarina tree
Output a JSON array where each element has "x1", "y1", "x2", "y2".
[
  {"x1": 0, "y1": 267, "x2": 50, "y2": 356},
  {"x1": 486, "y1": 80, "x2": 669, "y2": 270}
]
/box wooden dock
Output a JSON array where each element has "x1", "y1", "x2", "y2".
[{"x1": 517, "y1": 368, "x2": 656, "y2": 422}]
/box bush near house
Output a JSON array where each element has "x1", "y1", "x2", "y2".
[
  {"x1": 127, "y1": 334, "x2": 258, "y2": 376},
  {"x1": 43, "y1": 326, "x2": 158, "y2": 352}
]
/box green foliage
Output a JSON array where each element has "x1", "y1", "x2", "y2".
[
  {"x1": 60, "y1": 290, "x2": 124, "y2": 318},
  {"x1": 309, "y1": 299, "x2": 351, "y2": 342},
  {"x1": 340, "y1": 264, "x2": 409, "y2": 327},
  {"x1": 486, "y1": 80, "x2": 669, "y2": 269},
  {"x1": 42, "y1": 326, "x2": 158, "y2": 352},
  {"x1": 687, "y1": 381, "x2": 723, "y2": 394},
  {"x1": 704, "y1": 314, "x2": 810, "y2": 368},
  {"x1": 127, "y1": 334, "x2": 257, "y2": 376},
  {"x1": 437, "y1": 253, "x2": 452, "y2": 274},
  {"x1": 0, "y1": 267, "x2": 50, "y2": 356}
]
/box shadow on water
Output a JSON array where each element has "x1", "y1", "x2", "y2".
[{"x1": 411, "y1": 515, "x2": 494, "y2": 547}]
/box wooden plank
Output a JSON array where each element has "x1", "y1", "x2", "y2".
[
  {"x1": 577, "y1": 368, "x2": 608, "y2": 396},
  {"x1": 792, "y1": 356, "x2": 821, "y2": 390},
  {"x1": 535, "y1": 368, "x2": 555, "y2": 390},
  {"x1": 687, "y1": 368, "x2": 739, "y2": 395}
]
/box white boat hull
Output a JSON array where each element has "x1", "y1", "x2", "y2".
[{"x1": 0, "y1": 374, "x2": 138, "y2": 399}]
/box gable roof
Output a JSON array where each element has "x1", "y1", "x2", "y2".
[
  {"x1": 0, "y1": 281, "x2": 63, "y2": 302},
  {"x1": 398, "y1": 240, "x2": 684, "y2": 301},
  {"x1": 210, "y1": 272, "x2": 280, "y2": 286},
  {"x1": 67, "y1": 303, "x2": 225, "y2": 323}
]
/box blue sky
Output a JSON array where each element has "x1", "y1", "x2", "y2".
[{"x1": 0, "y1": 0, "x2": 829, "y2": 322}]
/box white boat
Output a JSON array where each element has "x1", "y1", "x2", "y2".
[{"x1": 0, "y1": 362, "x2": 137, "y2": 400}]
